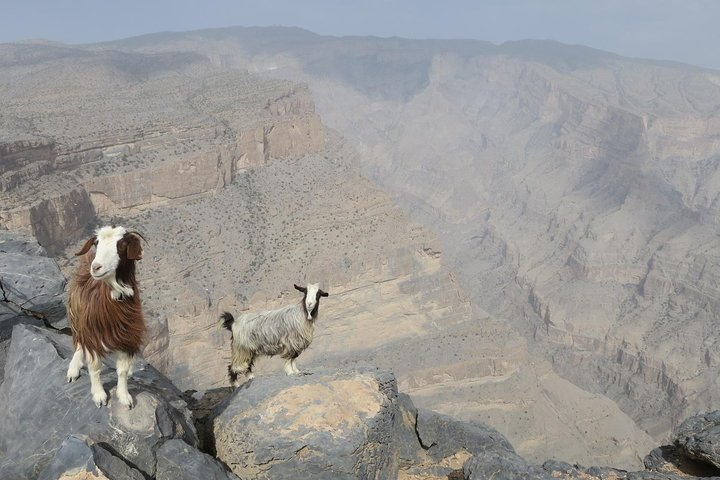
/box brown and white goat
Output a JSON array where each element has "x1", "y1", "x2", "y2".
[{"x1": 66, "y1": 225, "x2": 145, "y2": 408}]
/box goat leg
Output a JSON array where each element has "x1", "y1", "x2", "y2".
[
  {"x1": 88, "y1": 354, "x2": 108, "y2": 407},
  {"x1": 66, "y1": 347, "x2": 84, "y2": 382},
  {"x1": 116, "y1": 352, "x2": 134, "y2": 409}
]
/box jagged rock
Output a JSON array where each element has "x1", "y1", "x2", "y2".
[
  {"x1": 212, "y1": 368, "x2": 399, "y2": 480},
  {"x1": 643, "y1": 445, "x2": 685, "y2": 473},
  {"x1": 0, "y1": 324, "x2": 198, "y2": 479},
  {"x1": 183, "y1": 387, "x2": 234, "y2": 455},
  {"x1": 458, "y1": 426, "x2": 707, "y2": 480},
  {"x1": 466, "y1": 455, "x2": 686, "y2": 480},
  {"x1": 644, "y1": 444, "x2": 720, "y2": 477},
  {"x1": 645, "y1": 446, "x2": 679, "y2": 472},
  {"x1": 37, "y1": 434, "x2": 144, "y2": 480},
  {"x1": 396, "y1": 407, "x2": 516, "y2": 479},
  {"x1": 156, "y1": 439, "x2": 240, "y2": 480},
  {"x1": 394, "y1": 393, "x2": 468, "y2": 479},
  {"x1": 454, "y1": 429, "x2": 704, "y2": 480},
  {"x1": 0, "y1": 231, "x2": 67, "y2": 384},
  {"x1": 0, "y1": 230, "x2": 66, "y2": 322},
  {"x1": 416, "y1": 408, "x2": 515, "y2": 461},
  {"x1": 541, "y1": 459, "x2": 694, "y2": 479},
  {"x1": 395, "y1": 392, "x2": 425, "y2": 467},
  {"x1": 676, "y1": 411, "x2": 720, "y2": 470},
  {"x1": 464, "y1": 449, "x2": 555, "y2": 480}
]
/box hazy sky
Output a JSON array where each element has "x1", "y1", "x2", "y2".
[{"x1": 3, "y1": 0, "x2": 720, "y2": 70}]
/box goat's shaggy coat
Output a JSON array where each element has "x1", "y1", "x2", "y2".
[
  {"x1": 221, "y1": 283, "x2": 328, "y2": 386},
  {"x1": 66, "y1": 226, "x2": 146, "y2": 408},
  {"x1": 68, "y1": 243, "x2": 144, "y2": 357}
]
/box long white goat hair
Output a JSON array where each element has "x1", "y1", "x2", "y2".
[{"x1": 221, "y1": 283, "x2": 328, "y2": 386}]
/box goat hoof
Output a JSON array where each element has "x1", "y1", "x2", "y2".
[
  {"x1": 117, "y1": 393, "x2": 134, "y2": 409},
  {"x1": 93, "y1": 391, "x2": 108, "y2": 408},
  {"x1": 66, "y1": 369, "x2": 80, "y2": 382}
]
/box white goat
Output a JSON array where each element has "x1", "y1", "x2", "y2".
[
  {"x1": 220, "y1": 283, "x2": 328, "y2": 387},
  {"x1": 66, "y1": 225, "x2": 146, "y2": 408}
]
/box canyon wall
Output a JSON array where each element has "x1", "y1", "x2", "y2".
[
  {"x1": 100, "y1": 28, "x2": 720, "y2": 457},
  {"x1": 0, "y1": 46, "x2": 324, "y2": 255},
  {"x1": 0, "y1": 38, "x2": 678, "y2": 467}
]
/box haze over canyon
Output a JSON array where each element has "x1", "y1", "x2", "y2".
[{"x1": 2, "y1": 26, "x2": 720, "y2": 470}]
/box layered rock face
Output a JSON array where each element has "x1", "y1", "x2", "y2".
[
  {"x1": 108, "y1": 28, "x2": 720, "y2": 456},
  {"x1": 0, "y1": 44, "x2": 323, "y2": 255},
  {"x1": 368, "y1": 51, "x2": 720, "y2": 440}
]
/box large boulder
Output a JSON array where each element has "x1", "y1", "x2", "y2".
[
  {"x1": 38, "y1": 434, "x2": 145, "y2": 480},
  {"x1": 0, "y1": 324, "x2": 198, "y2": 479},
  {"x1": 400, "y1": 406, "x2": 516, "y2": 479},
  {"x1": 156, "y1": 439, "x2": 240, "y2": 480},
  {"x1": 644, "y1": 444, "x2": 720, "y2": 477},
  {"x1": 212, "y1": 368, "x2": 400, "y2": 480},
  {"x1": 465, "y1": 455, "x2": 692, "y2": 480},
  {"x1": 539, "y1": 460, "x2": 692, "y2": 479},
  {"x1": 0, "y1": 231, "x2": 66, "y2": 323},
  {"x1": 416, "y1": 408, "x2": 515, "y2": 461},
  {"x1": 0, "y1": 231, "x2": 67, "y2": 383},
  {"x1": 675, "y1": 411, "x2": 720, "y2": 470},
  {"x1": 464, "y1": 449, "x2": 555, "y2": 480}
]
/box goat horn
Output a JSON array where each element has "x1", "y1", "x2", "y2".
[{"x1": 126, "y1": 230, "x2": 149, "y2": 245}]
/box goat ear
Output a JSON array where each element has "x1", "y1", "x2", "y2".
[
  {"x1": 319, "y1": 290, "x2": 329, "y2": 297},
  {"x1": 125, "y1": 233, "x2": 143, "y2": 260},
  {"x1": 75, "y1": 236, "x2": 96, "y2": 256},
  {"x1": 294, "y1": 284, "x2": 307, "y2": 293}
]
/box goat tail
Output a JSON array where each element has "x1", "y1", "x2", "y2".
[{"x1": 220, "y1": 311, "x2": 235, "y2": 331}]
